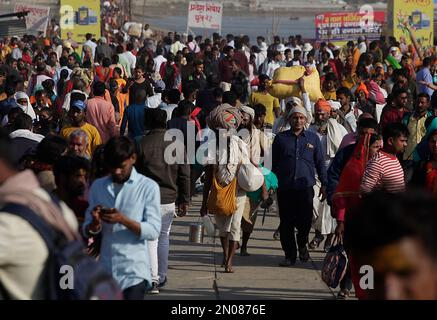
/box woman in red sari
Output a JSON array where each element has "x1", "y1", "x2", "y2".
[{"x1": 332, "y1": 133, "x2": 382, "y2": 299}]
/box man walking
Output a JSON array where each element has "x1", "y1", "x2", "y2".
[
  {"x1": 86, "y1": 81, "x2": 118, "y2": 144},
  {"x1": 308, "y1": 100, "x2": 347, "y2": 252},
  {"x1": 83, "y1": 137, "x2": 161, "y2": 300},
  {"x1": 136, "y1": 108, "x2": 190, "y2": 294},
  {"x1": 272, "y1": 106, "x2": 328, "y2": 266}
]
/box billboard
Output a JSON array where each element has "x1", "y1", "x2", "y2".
[
  {"x1": 388, "y1": 0, "x2": 434, "y2": 47},
  {"x1": 60, "y1": 0, "x2": 101, "y2": 44},
  {"x1": 14, "y1": 4, "x2": 50, "y2": 36},
  {"x1": 315, "y1": 10, "x2": 385, "y2": 42},
  {"x1": 187, "y1": 1, "x2": 223, "y2": 31}
]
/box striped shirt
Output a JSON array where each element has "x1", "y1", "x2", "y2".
[{"x1": 360, "y1": 151, "x2": 405, "y2": 194}]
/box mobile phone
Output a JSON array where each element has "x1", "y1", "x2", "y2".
[{"x1": 100, "y1": 207, "x2": 112, "y2": 214}]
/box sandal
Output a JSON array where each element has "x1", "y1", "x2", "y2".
[
  {"x1": 308, "y1": 235, "x2": 324, "y2": 250},
  {"x1": 337, "y1": 289, "x2": 350, "y2": 300},
  {"x1": 273, "y1": 229, "x2": 280, "y2": 240}
]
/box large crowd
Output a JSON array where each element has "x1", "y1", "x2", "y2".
[{"x1": 0, "y1": 20, "x2": 436, "y2": 300}]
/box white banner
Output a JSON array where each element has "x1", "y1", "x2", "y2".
[
  {"x1": 187, "y1": 1, "x2": 223, "y2": 30},
  {"x1": 14, "y1": 4, "x2": 50, "y2": 36}
]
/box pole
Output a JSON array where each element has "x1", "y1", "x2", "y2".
[{"x1": 187, "y1": 1, "x2": 190, "y2": 36}]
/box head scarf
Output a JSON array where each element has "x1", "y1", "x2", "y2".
[
  {"x1": 332, "y1": 133, "x2": 372, "y2": 221},
  {"x1": 71, "y1": 68, "x2": 94, "y2": 88},
  {"x1": 315, "y1": 99, "x2": 332, "y2": 113},
  {"x1": 207, "y1": 103, "x2": 242, "y2": 130},
  {"x1": 14, "y1": 91, "x2": 37, "y2": 120},
  {"x1": 389, "y1": 46, "x2": 403, "y2": 62}
]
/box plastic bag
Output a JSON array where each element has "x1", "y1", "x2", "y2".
[{"x1": 202, "y1": 215, "x2": 216, "y2": 237}]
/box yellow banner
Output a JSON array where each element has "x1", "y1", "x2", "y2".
[
  {"x1": 60, "y1": 0, "x2": 101, "y2": 45},
  {"x1": 388, "y1": 0, "x2": 434, "y2": 47}
]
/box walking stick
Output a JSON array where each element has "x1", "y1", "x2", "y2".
[{"x1": 262, "y1": 207, "x2": 268, "y2": 226}]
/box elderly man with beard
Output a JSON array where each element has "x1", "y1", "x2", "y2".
[
  {"x1": 308, "y1": 100, "x2": 348, "y2": 252},
  {"x1": 67, "y1": 129, "x2": 90, "y2": 159}
]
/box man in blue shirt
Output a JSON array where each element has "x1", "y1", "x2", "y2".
[
  {"x1": 416, "y1": 57, "x2": 434, "y2": 99},
  {"x1": 83, "y1": 136, "x2": 161, "y2": 300},
  {"x1": 120, "y1": 89, "x2": 147, "y2": 139},
  {"x1": 272, "y1": 106, "x2": 328, "y2": 266}
]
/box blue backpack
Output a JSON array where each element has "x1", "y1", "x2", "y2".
[{"x1": 1, "y1": 202, "x2": 123, "y2": 300}]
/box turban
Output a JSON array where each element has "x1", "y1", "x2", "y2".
[
  {"x1": 356, "y1": 82, "x2": 369, "y2": 99},
  {"x1": 284, "y1": 96, "x2": 303, "y2": 108},
  {"x1": 315, "y1": 99, "x2": 332, "y2": 114},
  {"x1": 207, "y1": 103, "x2": 242, "y2": 130},
  {"x1": 240, "y1": 105, "x2": 255, "y2": 120},
  {"x1": 288, "y1": 106, "x2": 308, "y2": 119}
]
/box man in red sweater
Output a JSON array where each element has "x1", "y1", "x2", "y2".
[
  {"x1": 233, "y1": 38, "x2": 249, "y2": 75},
  {"x1": 380, "y1": 88, "x2": 409, "y2": 132}
]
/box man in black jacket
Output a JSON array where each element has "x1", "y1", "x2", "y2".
[{"x1": 135, "y1": 108, "x2": 190, "y2": 294}]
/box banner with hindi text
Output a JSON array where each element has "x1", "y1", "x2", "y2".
[{"x1": 187, "y1": 1, "x2": 223, "y2": 31}]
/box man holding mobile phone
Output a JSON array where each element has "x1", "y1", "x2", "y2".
[{"x1": 83, "y1": 136, "x2": 161, "y2": 300}]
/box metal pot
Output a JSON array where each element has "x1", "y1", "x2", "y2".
[{"x1": 189, "y1": 222, "x2": 204, "y2": 244}]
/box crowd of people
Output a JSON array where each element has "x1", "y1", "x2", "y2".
[{"x1": 0, "y1": 19, "x2": 436, "y2": 300}]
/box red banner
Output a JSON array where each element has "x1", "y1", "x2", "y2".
[{"x1": 315, "y1": 11, "x2": 386, "y2": 42}]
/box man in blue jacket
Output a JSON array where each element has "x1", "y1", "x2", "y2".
[{"x1": 272, "y1": 106, "x2": 327, "y2": 266}]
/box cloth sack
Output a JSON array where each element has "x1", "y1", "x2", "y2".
[
  {"x1": 207, "y1": 174, "x2": 237, "y2": 216},
  {"x1": 268, "y1": 65, "x2": 324, "y2": 101},
  {"x1": 237, "y1": 163, "x2": 264, "y2": 192}
]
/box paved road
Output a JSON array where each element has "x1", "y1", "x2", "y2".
[{"x1": 147, "y1": 195, "x2": 355, "y2": 300}]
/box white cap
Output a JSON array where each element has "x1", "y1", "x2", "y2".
[
  {"x1": 302, "y1": 43, "x2": 313, "y2": 52},
  {"x1": 276, "y1": 44, "x2": 286, "y2": 52}
]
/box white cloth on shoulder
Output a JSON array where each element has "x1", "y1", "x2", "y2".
[{"x1": 326, "y1": 118, "x2": 348, "y2": 158}]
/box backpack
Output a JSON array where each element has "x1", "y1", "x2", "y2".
[
  {"x1": 1, "y1": 202, "x2": 123, "y2": 300},
  {"x1": 321, "y1": 238, "x2": 348, "y2": 289}
]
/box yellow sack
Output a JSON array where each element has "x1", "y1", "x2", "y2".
[
  {"x1": 207, "y1": 175, "x2": 237, "y2": 216},
  {"x1": 268, "y1": 66, "x2": 324, "y2": 102}
]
